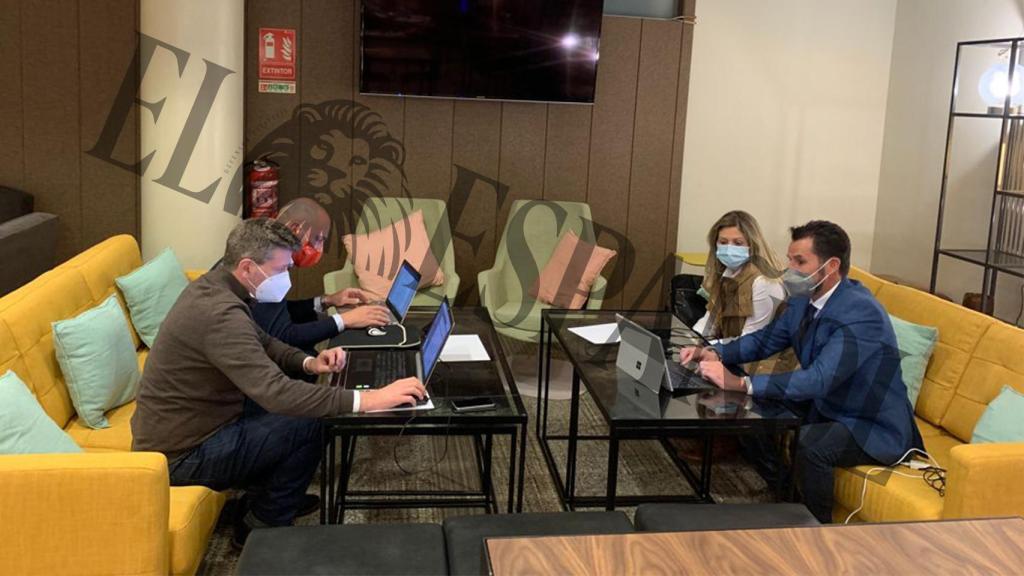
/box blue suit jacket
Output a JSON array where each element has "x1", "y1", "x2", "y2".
[{"x1": 717, "y1": 278, "x2": 922, "y2": 463}]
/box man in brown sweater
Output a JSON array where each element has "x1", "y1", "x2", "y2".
[{"x1": 132, "y1": 218, "x2": 424, "y2": 544}]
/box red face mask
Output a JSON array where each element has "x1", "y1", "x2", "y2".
[{"x1": 292, "y1": 243, "x2": 323, "y2": 268}]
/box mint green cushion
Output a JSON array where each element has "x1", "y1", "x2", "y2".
[
  {"x1": 972, "y1": 385, "x2": 1024, "y2": 443},
  {"x1": 115, "y1": 247, "x2": 188, "y2": 347},
  {"x1": 52, "y1": 295, "x2": 141, "y2": 429},
  {"x1": 0, "y1": 370, "x2": 82, "y2": 454},
  {"x1": 889, "y1": 314, "x2": 938, "y2": 408}
]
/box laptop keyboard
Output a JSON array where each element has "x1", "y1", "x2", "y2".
[
  {"x1": 373, "y1": 351, "x2": 409, "y2": 387},
  {"x1": 667, "y1": 361, "x2": 715, "y2": 391}
]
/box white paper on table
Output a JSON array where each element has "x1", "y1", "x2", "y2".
[
  {"x1": 367, "y1": 397, "x2": 435, "y2": 413},
  {"x1": 568, "y1": 322, "x2": 620, "y2": 344},
  {"x1": 439, "y1": 334, "x2": 491, "y2": 362}
]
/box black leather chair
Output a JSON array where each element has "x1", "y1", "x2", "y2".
[
  {"x1": 443, "y1": 511, "x2": 635, "y2": 576},
  {"x1": 634, "y1": 503, "x2": 819, "y2": 532},
  {"x1": 236, "y1": 524, "x2": 449, "y2": 576},
  {"x1": 0, "y1": 186, "x2": 58, "y2": 296}
]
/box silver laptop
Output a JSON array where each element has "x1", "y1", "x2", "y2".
[{"x1": 615, "y1": 314, "x2": 715, "y2": 393}]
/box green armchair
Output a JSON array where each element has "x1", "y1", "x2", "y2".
[
  {"x1": 323, "y1": 197, "x2": 460, "y2": 306},
  {"x1": 478, "y1": 199, "x2": 607, "y2": 342}
]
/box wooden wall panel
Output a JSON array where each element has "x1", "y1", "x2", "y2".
[
  {"x1": 667, "y1": 3, "x2": 697, "y2": 289},
  {"x1": 0, "y1": 0, "x2": 23, "y2": 190},
  {"x1": 80, "y1": 0, "x2": 139, "y2": 249},
  {"x1": 403, "y1": 98, "x2": 454, "y2": 200},
  {"x1": 586, "y1": 17, "x2": 642, "y2": 309},
  {"x1": 497, "y1": 103, "x2": 547, "y2": 235},
  {"x1": 22, "y1": 0, "x2": 81, "y2": 262},
  {"x1": 543, "y1": 106, "x2": 592, "y2": 202},
  {"x1": 624, "y1": 20, "x2": 682, "y2": 309},
  {"x1": 451, "y1": 100, "x2": 502, "y2": 304}
]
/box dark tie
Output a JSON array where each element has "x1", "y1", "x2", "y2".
[{"x1": 797, "y1": 304, "x2": 816, "y2": 344}]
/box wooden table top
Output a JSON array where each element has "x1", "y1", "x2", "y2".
[{"x1": 485, "y1": 517, "x2": 1024, "y2": 575}]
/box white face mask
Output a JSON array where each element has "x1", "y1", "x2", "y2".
[{"x1": 249, "y1": 263, "x2": 291, "y2": 303}]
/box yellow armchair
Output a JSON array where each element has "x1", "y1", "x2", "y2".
[{"x1": 944, "y1": 442, "x2": 1024, "y2": 519}]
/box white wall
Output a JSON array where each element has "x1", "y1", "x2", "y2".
[
  {"x1": 871, "y1": 0, "x2": 1024, "y2": 324},
  {"x1": 677, "y1": 0, "x2": 898, "y2": 270},
  {"x1": 140, "y1": 0, "x2": 244, "y2": 269}
]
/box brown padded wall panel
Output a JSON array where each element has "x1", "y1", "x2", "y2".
[
  {"x1": 403, "y1": 98, "x2": 454, "y2": 201},
  {"x1": 80, "y1": 0, "x2": 139, "y2": 249},
  {"x1": 0, "y1": 0, "x2": 23, "y2": 190},
  {"x1": 294, "y1": 0, "x2": 351, "y2": 297},
  {"x1": 497, "y1": 103, "x2": 547, "y2": 236},
  {"x1": 666, "y1": 1, "x2": 696, "y2": 290},
  {"x1": 624, "y1": 19, "x2": 682, "y2": 310},
  {"x1": 451, "y1": 100, "x2": 502, "y2": 305},
  {"x1": 22, "y1": 0, "x2": 81, "y2": 262},
  {"x1": 586, "y1": 16, "x2": 642, "y2": 309},
  {"x1": 543, "y1": 105, "x2": 592, "y2": 203}
]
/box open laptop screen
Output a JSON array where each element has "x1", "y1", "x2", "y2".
[
  {"x1": 420, "y1": 298, "x2": 453, "y2": 383},
  {"x1": 386, "y1": 260, "x2": 421, "y2": 322}
]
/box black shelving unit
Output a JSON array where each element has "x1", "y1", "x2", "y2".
[{"x1": 931, "y1": 37, "x2": 1024, "y2": 311}]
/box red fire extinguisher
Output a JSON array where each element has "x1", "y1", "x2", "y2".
[{"x1": 244, "y1": 158, "x2": 280, "y2": 219}]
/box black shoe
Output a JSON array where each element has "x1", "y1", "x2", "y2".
[{"x1": 297, "y1": 493, "x2": 320, "y2": 518}]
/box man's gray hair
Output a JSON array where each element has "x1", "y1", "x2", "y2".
[{"x1": 223, "y1": 218, "x2": 301, "y2": 267}]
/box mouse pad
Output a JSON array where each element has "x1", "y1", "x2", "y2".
[{"x1": 328, "y1": 323, "x2": 422, "y2": 349}]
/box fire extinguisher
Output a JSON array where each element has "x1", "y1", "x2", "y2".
[{"x1": 244, "y1": 158, "x2": 280, "y2": 219}]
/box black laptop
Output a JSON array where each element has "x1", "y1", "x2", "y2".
[{"x1": 338, "y1": 297, "x2": 454, "y2": 409}]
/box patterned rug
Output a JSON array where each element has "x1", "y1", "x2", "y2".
[{"x1": 198, "y1": 336, "x2": 772, "y2": 575}]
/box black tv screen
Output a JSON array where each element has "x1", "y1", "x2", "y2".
[{"x1": 360, "y1": 0, "x2": 605, "y2": 104}]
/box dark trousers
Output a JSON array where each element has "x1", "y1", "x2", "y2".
[
  {"x1": 168, "y1": 403, "x2": 322, "y2": 526},
  {"x1": 741, "y1": 419, "x2": 875, "y2": 523}
]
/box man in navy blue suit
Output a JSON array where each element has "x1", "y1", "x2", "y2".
[{"x1": 681, "y1": 220, "x2": 922, "y2": 522}]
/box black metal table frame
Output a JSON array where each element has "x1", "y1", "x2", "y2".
[
  {"x1": 536, "y1": 309, "x2": 801, "y2": 511},
  {"x1": 320, "y1": 418, "x2": 527, "y2": 524}
]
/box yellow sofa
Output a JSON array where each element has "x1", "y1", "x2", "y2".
[
  {"x1": 0, "y1": 235, "x2": 225, "y2": 575},
  {"x1": 833, "y1": 267, "x2": 1024, "y2": 523}
]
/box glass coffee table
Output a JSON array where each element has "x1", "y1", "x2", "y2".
[
  {"x1": 320, "y1": 306, "x2": 528, "y2": 523},
  {"x1": 538, "y1": 309, "x2": 801, "y2": 510}
]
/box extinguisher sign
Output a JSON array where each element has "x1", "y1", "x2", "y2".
[{"x1": 258, "y1": 27, "x2": 297, "y2": 93}]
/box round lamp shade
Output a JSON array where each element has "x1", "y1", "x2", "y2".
[{"x1": 978, "y1": 62, "x2": 1024, "y2": 108}]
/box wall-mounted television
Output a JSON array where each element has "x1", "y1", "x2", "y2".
[{"x1": 360, "y1": 0, "x2": 605, "y2": 104}]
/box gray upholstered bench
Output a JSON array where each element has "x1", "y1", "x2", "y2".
[
  {"x1": 236, "y1": 524, "x2": 448, "y2": 575},
  {"x1": 634, "y1": 503, "x2": 819, "y2": 532},
  {"x1": 443, "y1": 511, "x2": 635, "y2": 575}
]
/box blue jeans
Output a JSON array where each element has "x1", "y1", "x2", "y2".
[{"x1": 168, "y1": 402, "x2": 322, "y2": 526}]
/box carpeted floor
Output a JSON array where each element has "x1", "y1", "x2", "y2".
[{"x1": 198, "y1": 337, "x2": 771, "y2": 575}]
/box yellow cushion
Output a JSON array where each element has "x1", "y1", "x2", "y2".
[
  {"x1": 848, "y1": 266, "x2": 889, "y2": 295},
  {"x1": 943, "y1": 321, "x2": 1024, "y2": 442},
  {"x1": 168, "y1": 486, "x2": 226, "y2": 576},
  {"x1": 834, "y1": 432, "x2": 961, "y2": 523},
  {"x1": 64, "y1": 402, "x2": 136, "y2": 452},
  {"x1": 57, "y1": 235, "x2": 144, "y2": 349},
  {"x1": 916, "y1": 416, "x2": 944, "y2": 439},
  {"x1": 0, "y1": 268, "x2": 95, "y2": 428},
  {"x1": 875, "y1": 283, "x2": 993, "y2": 426}
]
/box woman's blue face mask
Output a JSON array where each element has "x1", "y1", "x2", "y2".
[{"x1": 716, "y1": 244, "x2": 750, "y2": 269}]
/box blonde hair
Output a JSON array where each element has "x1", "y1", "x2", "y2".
[{"x1": 703, "y1": 211, "x2": 783, "y2": 302}]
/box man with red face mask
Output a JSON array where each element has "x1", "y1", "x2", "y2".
[{"x1": 248, "y1": 198, "x2": 390, "y2": 361}]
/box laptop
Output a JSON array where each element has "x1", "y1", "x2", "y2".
[
  {"x1": 615, "y1": 314, "x2": 715, "y2": 393},
  {"x1": 377, "y1": 259, "x2": 421, "y2": 325},
  {"x1": 332, "y1": 260, "x2": 422, "y2": 349},
  {"x1": 339, "y1": 297, "x2": 454, "y2": 410}
]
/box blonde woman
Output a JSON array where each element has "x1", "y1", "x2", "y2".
[{"x1": 693, "y1": 211, "x2": 785, "y2": 343}]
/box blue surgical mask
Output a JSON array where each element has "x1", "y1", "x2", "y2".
[
  {"x1": 783, "y1": 259, "x2": 833, "y2": 298},
  {"x1": 716, "y1": 245, "x2": 750, "y2": 269}
]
